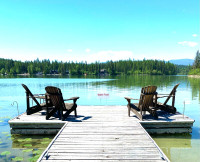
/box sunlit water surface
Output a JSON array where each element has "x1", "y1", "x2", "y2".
[{"x1": 0, "y1": 75, "x2": 199, "y2": 162}]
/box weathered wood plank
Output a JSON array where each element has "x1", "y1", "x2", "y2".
[
  {"x1": 9, "y1": 106, "x2": 194, "y2": 137},
  {"x1": 55, "y1": 136, "x2": 150, "y2": 141},
  {"x1": 47, "y1": 152, "x2": 160, "y2": 156},
  {"x1": 42, "y1": 154, "x2": 163, "y2": 160},
  {"x1": 10, "y1": 105, "x2": 195, "y2": 161},
  {"x1": 61, "y1": 126, "x2": 141, "y2": 130},
  {"x1": 66, "y1": 123, "x2": 140, "y2": 126},
  {"x1": 57, "y1": 134, "x2": 148, "y2": 138},
  {"x1": 40, "y1": 160, "x2": 166, "y2": 162},
  {"x1": 10, "y1": 128, "x2": 60, "y2": 135},
  {"x1": 35, "y1": 106, "x2": 170, "y2": 161},
  {"x1": 10, "y1": 123, "x2": 65, "y2": 129},
  {"x1": 61, "y1": 129, "x2": 144, "y2": 133},
  {"x1": 52, "y1": 142, "x2": 155, "y2": 147},
  {"x1": 50, "y1": 145, "x2": 156, "y2": 149},
  {"x1": 141, "y1": 123, "x2": 193, "y2": 128},
  {"x1": 47, "y1": 148, "x2": 160, "y2": 153},
  {"x1": 146, "y1": 128, "x2": 192, "y2": 134}
]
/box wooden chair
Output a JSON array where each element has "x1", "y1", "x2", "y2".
[
  {"x1": 45, "y1": 86, "x2": 79, "y2": 121},
  {"x1": 156, "y1": 83, "x2": 180, "y2": 114},
  {"x1": 22, "y1": 84, "x2": 46, "y2": 115},
  {"x1": 125, "y1": 86, "x2": 158, "y2": 120}
]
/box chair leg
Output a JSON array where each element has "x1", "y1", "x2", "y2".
[
  {"x1": 127, "y1": 105, "x2": 131, "y2": 117},
  {"x1": 74, "y1": 109, "x2": 77, "y2": 117},
  {"x1": 151, "y1": 109, "x2": 158, "y2": 119},
  {"x1": 60, "y1": 110, "x2": 63, "y2": 120},
  {"x1": 46, "y1": 108, "x2": 57, "y2": 120}
]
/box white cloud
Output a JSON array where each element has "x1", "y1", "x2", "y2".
[
  {"x1": 178, "y1": 41, "x2": 198, "y2": 47},
  {"x1": 67, "y1": 49, "x2": 72, "y2": 52},
  {"x1": 192, "y1": 34, "x2": 197, "y2": 37},
  {"x1": 85, "y1": 48, "x2": 91, "y2": 52}
]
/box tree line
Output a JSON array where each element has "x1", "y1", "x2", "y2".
[
  {"x1": 0, "y1": 58, "x2": 177, "y2": 75},
  {"x1": 189, "y1": 50, "x2": 200, "y2": 75}
]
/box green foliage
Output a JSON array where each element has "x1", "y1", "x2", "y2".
[
  {"x1": 176, "y1": 65, "x2": 190, "y2": 75},
  {"x1": 8, "y1": 137, "x2": 14, "y2": 140},
  {"x1": 193, "y1": 50, "x2": 200, "y2": 68},
  {"x1": 28, "y1": 155, "x2": 40, "y2": 162},
  {"x1": 188, "y1": 68, "x2": 200, "y2": 75},
  {"x1": 23, "y1": 149, "x2": 33, "y2": 152},
  {"x1": 1, "y1": 151, "x2": 11, "y2": 156},
  {"x1": 18, "y1": 139, "x2": 25, "y2": 142},
  {"x1": 0, "y1": 68, "x2": 5, "y2": 74},
  {"x1": 189, "y1": 50, "x2": 200, "y2": 75},
  {"x1": 25, "y1": 138, "x2": 32, "y2": 142},
  {"x1": 0, "y1": 58, "x2": 177, "y2": 76},
  {"x1": 23, "y1": 144, "x2": 33, "y2": 147},
  {"x1": 41, "y1": 141, "x2": 49, "y2": 144},
  {"x1": 33, "y1": 149, "x2": 43, "y2": 155},
  {"x1": 12, "y1": 156, "x2": 24, "y2": 161}
]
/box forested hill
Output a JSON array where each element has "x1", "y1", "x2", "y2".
[
  {"x1": 0, "y1": 58, "x2": 177, "y2": 75},
  {"x1": 169, "y1": 59, "x2": 193, "y2": 66}
]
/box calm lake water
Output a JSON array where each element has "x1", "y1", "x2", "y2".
[{"x1": 0, "y1": 75, "x2": 200, "y2": 162}]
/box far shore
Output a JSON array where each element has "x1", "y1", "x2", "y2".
[
  {"x1": 17, "y1": 73, "x2": 30, "y2": 76},
  {"x1": 17, "y1": 73, "x2": 62, "y2": 76},
  {"x1": 188, "y1": 75, "x2": 200, "y2": 78}
]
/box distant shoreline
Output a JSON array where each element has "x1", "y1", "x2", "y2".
[
  {"x1": 17, "y1": 73, "x2": 30, "y2": 76},
  {"x1": 17, "y1": 73, "x2": 62, "y2": 76},
  {"x1": 188, "y1": 75, "x2": 200, "y2": 78}
]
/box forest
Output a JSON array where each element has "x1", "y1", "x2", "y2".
[
  {"x1": 0, "y1": 58, "x2": 178, "y2": 76},
  {"x1": 188, "y1": 50, "x2": 200, "y2": 75}
]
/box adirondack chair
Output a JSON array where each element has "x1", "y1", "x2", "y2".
[
  {"x1": 156, "y1": 83, "x2": 180, "y2": 114},
  {"x1": 45, "y1": 86, "x2": 79, "y2": 121},
  {"x1": 125, "y1": 86, "x2": 158, "y2": 120},
  {"x1": 22, "y1": 84, "x2": 46, "y2": 115}
]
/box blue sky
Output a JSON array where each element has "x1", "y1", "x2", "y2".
[{"x1": 0, "y1": 0, "x2": 199, "y2": 63}]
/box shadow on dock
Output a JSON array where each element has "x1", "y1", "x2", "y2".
[{"x1": 65, "y1": 115, "x2": 92, "y2": 122}]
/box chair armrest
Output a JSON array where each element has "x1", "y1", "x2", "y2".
[
  {"x1": 157, "y1": 94, "x2": 174, "y2": 98},
  {"x1": 34, "y1": 93, "x2": 45, "y2": 96},
  {"x1": 69, "y1": 97, "x2": 80, "y2": 100},
  {"x1": 32, "y1": 94, "x2": 46, "y2": 99},
  {"x1": 64, "y1": 97, "x2": 80, "y2": 102},
  {"x1": 124, "y1": 97, "x2": 139, "y2": 100},
  {"x1": 125, "y1": 97, "x2": 139, "y2": 104}
]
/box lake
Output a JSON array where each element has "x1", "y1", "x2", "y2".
[{"x1": 0, "y1": 75, "x2": 199, "y2": 162}]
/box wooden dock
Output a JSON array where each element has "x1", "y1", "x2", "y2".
[
  {"x1": 9, "y1": 106, "x2": 194, "y2": 135},
  {"x1": 8, "y1": 106, "x2": 195, "y2": 161},
  {"x1": 37, "y1": 106, "x2": 169, "y2": 161},
  {"x1": 139, "y1": 110, "x2": 194, "y2": 134}
]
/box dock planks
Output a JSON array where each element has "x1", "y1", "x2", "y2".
[
  {"x1": 9, "y1": 106, "x2": 194, "y2": 134},
  {"x1": 37, "y1": 106, "x2": 169, "y2": 161}
]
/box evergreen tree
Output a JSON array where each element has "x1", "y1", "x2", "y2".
[
  {"x1": 0, "y1": 57, "x2": 178, "y2": 76},
  {"x1": 193, "y1": 50, "x2": 200, "y2": 68}
]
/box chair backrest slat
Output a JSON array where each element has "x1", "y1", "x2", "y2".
[
  {"x1": 139, "y1": 86, "x2": 157, "y2": 110},
  {"x1": 22, "y1": 84, "x2": 40, "y2": 107},
  {"x1": 45, "y1": 86, "x2": 65, "y2": 110},
  {"x1": 163, "y1": 83, "x2": 179, "y2": 105}
]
